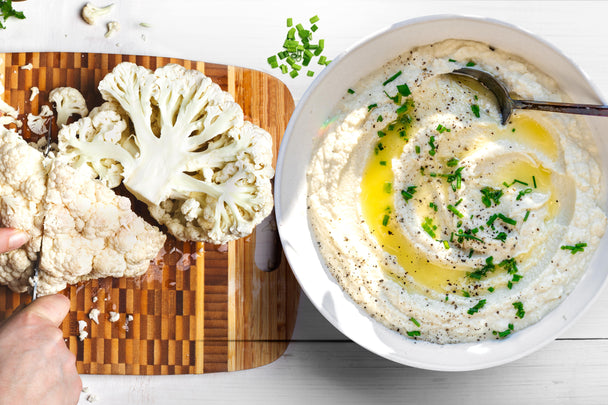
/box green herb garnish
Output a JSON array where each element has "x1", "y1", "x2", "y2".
[
  {"x1": 383, "y1": 71, "x2": 403, "y2": 86},
  {"x1": 497, "y1": 213, "x2": 517, "y2": 226},
  {"x1": 409, "y1": 317, "x2": 421, "y2": 327},
  {"x1": 466, "y1": 61, "x2": 476, "y2": 67},
  {"x1": 561, "y1": 242, "x2": 587, "y2": 254},
  {"x1": 516, "y1": 188, "x2": 533, "y2": 201},
  {"x1": 523, "y1": 210, "x2": 531, "y2": 222},
  {"x1": 471, "y1": 104, "x2": 480, "y2": 118},
  {"x1": 401, "y1": 186, "x2": 417, "y2": 203},
  {"x1": 446, "y1": 157, "x2": 459, "y2": 167},
  {"x1": 397, "y1": 83, "x2": 411, "y2": 97},
  {"x1": 480, "y1": 187, "x2": 503, "y2": 207},
  {"x1": 382, "y1": 214, "x2": 390, "y2": 226},
  {"x1": 407, "y1": 330, "x2": 421, "y2": 337},
  {"x1": 468, "y1": 256, "x2": 495, "y2": 279},
  {"x1": 494, "y1": 232, "x2": 507, "y2": 242},
  {"x1": 422, "y1": 217, "x2": 437, "y2": 238},
  {"x1": 0, "y1": 0, "x2": 25, "y2": 30},
  {"x1": 447, "y1": 204, "x2": 464, "y2": 218},
  {"x1": 436, "y1": 124, "x2": 451, "y2": 133},
  {"x1": 467, "y1": 299, "x2": 487, "y2": 315},
  {"x1": 368, "y1": 103, "x2": 378, "y2": 111},
  {"x1": 513, "y1": 302, "x2": 525, "y2": 319},
  {"x1": 383, "y1": 182, "x2": 392, "y2": 194},
  {"x1": 347, "y1": 88, "x2": 355, "y2": 94},
  {"x1": 493, "y1": 324, "x2": 514, "y2": 339},
  {"x1": 428, "y1": 136, "x2": 437, "y2": 156}
]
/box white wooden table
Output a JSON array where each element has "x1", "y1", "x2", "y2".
[{"x1": 3, "y1": 1, "x2": 608, "y2": 403}]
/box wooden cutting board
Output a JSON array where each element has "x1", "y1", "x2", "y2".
[{"x1": 0, "y1": 52, "x2": 299, "y2": 375}]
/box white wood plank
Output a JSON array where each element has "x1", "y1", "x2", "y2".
[{"x1": 79, "y1": 339, "x2": 608, "y2": 404}]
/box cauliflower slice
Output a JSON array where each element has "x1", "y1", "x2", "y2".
[
  {"x1": 0, "y1": 127, "x2": 47, "y2": 293},
  {"x1": 58, "y1": 62, "x2": 275, "y2": 244},
  {"x1": 81, "y1": 3, "x2": 115, "y2": 25},
  {"x1": 49, "y1": 87, "x2": 89, "y2": 128},
  {"x1": 36, "y1": 159, "x2": 166, "y2": 296}
]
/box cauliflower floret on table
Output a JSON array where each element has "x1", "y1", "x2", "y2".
[
  {"x1": 36, "y1": 159, "x2": 166, "y2": 296},
  {"x1": 0, "y1": 127, "x2": 47, "y2": 292},
  {"x1": 58, "y1": 62, "x2": 275, "y2": 244},
  {"x1": 81, "y1": 2, "x2": 115, "y2": 25},
  {"x1": 49, "y1": 87, "x2": 89, "y2": 128}
]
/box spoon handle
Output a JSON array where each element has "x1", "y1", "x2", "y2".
[{"x1": 513, "y1": 99, "x2": 608, "y2": 117}]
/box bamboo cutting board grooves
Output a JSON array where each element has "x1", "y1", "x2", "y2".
[{"x1": 0, "y1": 52, "x2": 299, "y2": 375}]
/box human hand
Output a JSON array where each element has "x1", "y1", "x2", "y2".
[{"x1": 0, "y1": 227, "x2": 81, "y2": 405}]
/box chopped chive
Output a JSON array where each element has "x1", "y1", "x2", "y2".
[
  {"x1": 382, "y1": 214, "x2": 390, "y2": 226},
  {"x1": 397, "y1": 83, "x2": 411, "y2": 97},
  {"x1": 286, "y1": 17, "x2": 293, "y2": 27},
  {"x1": 384, "y1": 90, "x2": 402, "y2": 104},
  {"x1": 488, "y1": 286, "x2": 495, "y2": 292},
  {"x1": 442, "y1": 240, "x2": 450, "y2": 250},
  {"x1": 368, "y1": 103, "x2": 378, "y2": 111},
  {"x1": 513, "y1": 301, "x2": 525, "y2": 319},
  {"x1": 383, "y1": 70, "x2": 402, "y2": 86},
  {"x1": 471, "y1": 104, "x2": 480, "y2": 118},
  {"x1": 480, "y1": 187, "x2": 503, "y2": 207},
  {"x1": 516, "y1": 188, "x2": 533, "y2": 201},
  {"x1": 533, "y1": 176, "x2": 537, "y2": 188},
  {"x1": 309, "y1": 15, "x2": 320, "y2": 24},
  {"x1": 454, "y1": 198, "x2": 463, "y2": 207},
  {"x1": 377, "y1": 130, "x2": 386, "y2": 138},
  {"x1": 436, "y1": 124, "x2": 451, "y2": 133},
  {"x1": 347, "y1": 88, "x2": 355, "y2": 94},
  {"x1": 448, "y1": 58, "x2": 456, "y2": 62},
  {"x1": 292, "y1": 63, "x2": 302, "y2": 71},
  {"x1": 462, "y1": 290, "x2": 470, "y2": 298},
  {"x1": 407, "y1": 330, "x2": 421, "y2": 337},
  {"x1": 422, "y1": 217, "x2": 436, "y2": 238},
  {"x1": 383, "y1": 182, "x2": 392, "y2": 193},
  {"x1": 428, "y1": 136, "x2": 437, "y2": 156},
  {"x1": 307, "y1": 70, "x2": 314, "y2": 77},
  {"x1": 379, "y1": 160, "x2": 387, "y2": 166},
  {"x1": 467, "y1": 299, "x2": 487, "y2": 315},
  {"x1": 494, "y1": 232, "x2": 507, "y2": 242},
  {"x1": 311, "y1": 24, "x2": 318, "y2": 32},
  {"x1": 498, "y1": 213, "x2": 517, "y2": 226},
  {"x1": 429, "y1": 202, "x2": 438, "y2": 211},
  {"x1": 523, "y1": 210, "x2": 531, "y2": 222},
  {"x1": 318, "y1": 55, "x2": 327, "y2": 65},
  {"x1": 560, "y1": 242, "x2": 587, "y2": 254},
  {"x1": 468, "y1": 256, "x2": 495, "y2": 280},
  {"x1": 512, "y1": 128, "x2": 516, "y2": 132},
  {"x1": 267, "y1": 55, "x2": 278, "y2": 68},
  {"x1": 409, "y1": 317, "x2": 421, "y2": 327},
  {"x1": 377, "y1": 115, "x2": 384, "y2": 122},
  {"x1": 401, "y1": 186, "x2": 417, "y2": 203},
  {"x1": 415, "y1": 145, "x2": 420, "y2": 154},
  {"x1": 446, "y1": 157, "x2": 459, "y2": 167},
  {"x1": 280, "y1": 64, "x2": 289, "y2": 74},
  {"x1": 447, "y1": 204, "x2": 464, "y2": 218},
  {"x1": 289, "y1": 70, "x2": 299, "y2": 78},
  {"x1": 466, "y1": 61, "x2": 476, "y2": 67},
  {"x1": 474, "y1": 94, "x2": 479, "y2": 101}
]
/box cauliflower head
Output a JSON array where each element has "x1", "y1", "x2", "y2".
[
  {"x1": 49, "y1": 87, "x2": 89, "y2": 128},
  {"x1": 37, "y1": 159, "x2": 166, "y2": 296},
  {"x1": 58, "y1": 62, "x2": 275, "y2": 244},
  {"x1": 0, "y1": 127, "x2": 47, "y2": 293}
]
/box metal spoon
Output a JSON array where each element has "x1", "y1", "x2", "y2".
[{"x1": 448, "y1": 68, "x2": 608, "y2": 125}]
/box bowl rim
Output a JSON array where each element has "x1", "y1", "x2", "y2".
[{"x1": 275, "y1": 13, "x2": 608, "y2": 371}]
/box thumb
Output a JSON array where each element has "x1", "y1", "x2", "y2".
[
  {"x1": 23, "y1": 294, "x2": 70, "y2": 327},
  {"x1": 0, "y1": 228, "x2": 29, "y2": 254}
]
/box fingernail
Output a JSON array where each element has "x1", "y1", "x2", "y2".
[{"x1": 8, "y1": 231, "x2": 29, "y2": 250}]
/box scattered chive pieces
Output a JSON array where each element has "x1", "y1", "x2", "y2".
[
  {"x1": 523, "y1": 210, "x2": 531, "y2": 222},
  {"x1": 407, "y1": 330, "x2": 421, "y2": 337},
  {"x1": 289, "y1": 70, "x2": 299, "y2": 78},
  {"x1": 442, "y1": 240, "x2": 450, "y2": 250},
  {"x1": 401, "y1": 186, "x2": 417, "y2": 203},
  {"x1": 286, "y1": 17, "x2": 293, "y2": 27},
  {"x1": 447, "y1": 204, "x2": 464, "y2": 218},
  {"x1": 377, "y1": 115, "x2": 383, "y2": 122},
  {"x1": 422, "y1": 217, "x2": 436, "y2": 238},
  {"x1": 383, "y1": 182, "x2": 392, "y2": 194},
  {"x1": 379, "y1": 160, "x2": 387, "y2": 166},
  {"x1": 488, "y1": 286, "x2": 495, "y2": 292},
  {"x1": 516, "y1": 188, "x2": 533, "y2": 201},
  {"x1": 368, "y1": 103, "x2": 378, "y2": 111},
  {"x1": 512, "y1": 128, "x2": 516, "y2": 132},
  {"x1": 533, "y1": 176, "x2": 537, "y2": 188},
  {"x1": 397, "y1": 83, "x2": 411, "y2": 97},
  {"x1": 377, "y1": 130, "x2": 386, "y2": 138},
  {"x1": 280, "y1": 64, "x2": 289, "y2": 74},
  {"x1": 466, "y1": 61, "x2": 476, "y2": 67},
  {"x1": 448, "y1": 58, "x2": 456, "y2": 62},
  {"x1": 307, "y1": 70, "x2": 315, "y2": 77},
  {"x1": 383, "y1": 90, "x2": 402, "y2": 104},
  {"x1": 310, "y1": 15, "x2": 320, "y2": 23},
  {"x1": 513, "y1": 302, "x2": 525, "y2": 319},
  {"x1": 415, "y1": 145, "x2": 421, "y2": 154},
  {"x1": 382, "y1": 214, "x2": 390, "y2": 226},
  {"x1": 428, "y1": 136, "x2": 437, "y2": 156},
  {"x1": 462, "y1": 290, "x2": 470, "y2": 298},
  {"x1": 409, "y1": 317, "x2": 421, "y2": 327},
  {"x1": 467, "y1": 299, "x2": 487, "y2": 315},
  {"x1": 267, "y1": 55, "x2": 278, "y2": 68},
  {"x1": 454, "y1": 198, "x2": 463, "y2": 207},
  {"x1": 347, "y1": 88, "x2": 355, "y2": 94},
  {"x1": 493, "y1": 324, "x2": 514, "y2": 338},
  {"x1": 480, "y1": 187, "x2": 503, "y2": 207},
  {"x1": 504, "y1": 179, "x2": 528, "y2": 187},
  {"x1": 494, "y1": 232, "x2": 507, "y2": 242},
  {"x1": 446, "y1": 157, "x2": 459, "y2": 167},
  {"x1": 561, "y1": 242, "x2": 587, "y2": 254},
  {"x1": 468, "y1": 256, "x2": 495, "y2": 280},
  {"x1": 436, "y1": 124, "x2": 451, "y2": 133},
  {"x1": 471, "y1": 104, "x2": 481, "y2": 118},
  {"x1": 474, "y1": 94, "x2": 479, "y2": 101},
  {"x1": 382, "y1": 71, "x2": 402, "y2": 86},
  {"x1": 497, "y1": 213, "x2": 517, "y2": 226},
  {"x1": 429, "y1": 202, "x2": 438, "y2": 212}
]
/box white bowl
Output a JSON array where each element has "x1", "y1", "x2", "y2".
[{"x1": 275, "y1": 15, "x2": 608, "y2": 371}]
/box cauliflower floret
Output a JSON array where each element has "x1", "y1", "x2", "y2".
[
  {"x1": 29, "y1": 86, "x2": 40, "y2": 102},
  {"x1": 81, "y1": 3, "x2": 115, "y2": 25},
  {"x1": 105, "y1": 21, "x2": 120, "y2": 38},
  {"x1": 26, "y1": 105, "x2": 53, "y2": 135},
  {"x1": 35, "y1": 159, "x2": 166, "y2": 296},
  {"x1": 58, "y1": 62, "x2": 275, "y2": 244},
  {"x1": 0, "y1": 127, "x2": 47, "y2": 293},
  {"x1": 49, "y1": 87, "x2": 89, "y2": 128}
]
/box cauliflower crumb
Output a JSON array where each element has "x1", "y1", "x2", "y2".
[
  {"x1": 29, "y1": 86, "x2": 40, "y2": 102},
  {"x1": 122, "y1": 313, "x2": 133, "y2": 331},
  {"x1": 92, "y1": 296, "x2": 98, "y2": 303},
  {"x1": 105, "y1": 21, "x2": 120, "y2": 38},
  {"x1": 108, "y1": 311, "x2": 119, "y2": 322},
  {"x1": 26, "y1": 105, "x2": 53, "y2": 135},
  {"x1": 20, "y1": 63, "x2": 33, "y2": 70},
  {"x1": 81, "y1": 3, "x2": 114, "y2": 25},
  {"x1": 78, "y1": 320, "x2": 88, "y2": 341},
  {"x1": 88, "y1": 308, "x2": 100, "y2": 324},
  {"x1": 82, "y1": 386, "x2": 90, "y2": 394},
  {"x1": 86, "y1": 394, "x2": 99, "y2": 403}
]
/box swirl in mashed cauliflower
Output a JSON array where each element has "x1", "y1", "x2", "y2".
[{"x1": 307, "y1": 39, "x2": 607, "y2": 343}]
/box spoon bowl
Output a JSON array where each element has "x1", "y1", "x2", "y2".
[{"x1": 449, "y1": 67, "x2": 608, "y2": 125}]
